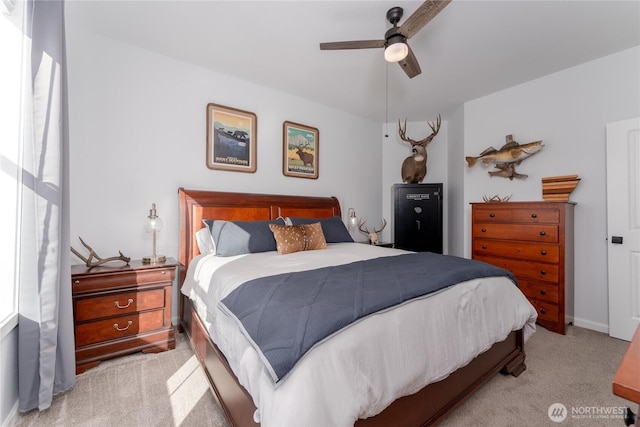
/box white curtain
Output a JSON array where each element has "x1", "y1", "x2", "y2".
[{"x1": 18, "y1": 0, "x2": 75, "y2": 411}]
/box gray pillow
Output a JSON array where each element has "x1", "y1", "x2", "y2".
[
  {"x1": 288, "y1": 216, "x2": 354, "y2": 243},
  {"x1": 203, "y1": 218, "x2": 285, "y2": 256}
]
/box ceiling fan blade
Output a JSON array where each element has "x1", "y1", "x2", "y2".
[
  {"x1": 399, "y1": 0, "x2": 452, "y2": 39},
  {"x1": 319, "y1": 40, "x2": 386, "y2": 50},
  {"x1": 398, "y1": 45, "x2": 422, "y2": 78}
]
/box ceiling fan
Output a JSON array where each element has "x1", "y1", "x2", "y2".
[{"x1": 319, "y1": 0, "x2": 452, "y2": 78}]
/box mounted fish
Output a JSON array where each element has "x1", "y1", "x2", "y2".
[{"x1": 465, "y1": 134, "x2": 544, "y2": 180}]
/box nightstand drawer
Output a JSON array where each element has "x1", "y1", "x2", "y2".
[
  {"x1": 72, "y1": 268, "x2": 175, "y2": 293},
  {"x1": 75, "y1": 309, "x2": 165, "y2": 347},
  {"x1": 75, "y1": 289, "x2": 165, "y2": 321},
  {"x1": 473, "y1": 239, "x2": 559, "y2": 263}
]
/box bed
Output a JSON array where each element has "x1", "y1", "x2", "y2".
[{"x1": 178, "y1": 188, "x2": 537, "y2": 426}]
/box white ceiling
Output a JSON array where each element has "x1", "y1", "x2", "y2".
[{"x1": 66, "y1": 0, "x2": 640, "y2": 122}]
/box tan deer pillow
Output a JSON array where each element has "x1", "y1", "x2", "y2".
[{"x1": 269, "y1": 222, "x2": 327, "y2": 255}]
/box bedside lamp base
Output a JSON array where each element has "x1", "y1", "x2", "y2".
[{"x1": 142, "y1": 255, "x2": 166, "y2": 264}]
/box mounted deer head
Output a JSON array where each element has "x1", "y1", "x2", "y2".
[
  {"x1": 358, "y1": 218, "x2": 387, "y2": 245},
  {"x1": 399, "y1": 114, "x2": 441, "y2": 183}
]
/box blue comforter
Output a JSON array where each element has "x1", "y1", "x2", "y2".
[{"x1": 219, "y1": 252, "x2": 516, "y2": 383}]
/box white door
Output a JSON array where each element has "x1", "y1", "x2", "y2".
[{"x1": 607, "y1": 117, "x2": 640, "y2": 341}]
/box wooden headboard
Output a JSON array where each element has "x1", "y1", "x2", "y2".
[{"x1": 178, "y1": 188, "x2": 342, "y2": 276}]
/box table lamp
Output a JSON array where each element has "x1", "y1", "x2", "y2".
[{"x1": 142, "y1": 203, "x2": 166, "y2": 264}]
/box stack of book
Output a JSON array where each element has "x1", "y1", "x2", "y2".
[{"x1": 542, "y1": 175, "x2": 581, "y2": 201}]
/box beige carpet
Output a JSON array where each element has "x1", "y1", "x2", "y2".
[
  {"x1": 16, "y1": 333, "x2": 228, "y2": 427},
  {"x1": 15, "y1": 325, "x2": 636, "y2": 427}
]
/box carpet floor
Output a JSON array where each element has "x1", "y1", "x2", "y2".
[{"x1": 15, "y1": 325, "x2": 636, "y2": 426}]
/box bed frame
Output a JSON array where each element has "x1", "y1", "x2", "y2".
[{"x1": 178, "y1": 188, "x2": 526, "y2": 426}]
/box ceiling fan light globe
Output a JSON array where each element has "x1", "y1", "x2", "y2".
[{"x1": 384, "y1": 41, "x2": 408, "y2": 62}]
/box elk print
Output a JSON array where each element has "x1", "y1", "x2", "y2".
[
  {"x1": 284, "y1": 121, "x2": 319, "y2": 179},
  {"x1": 398, "y1": 114, "x2": 441, "y2": 183}
]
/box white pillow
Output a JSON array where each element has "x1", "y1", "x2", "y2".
[{"x1": 195, "y1": 227, "x2": 215, "y2": 255}]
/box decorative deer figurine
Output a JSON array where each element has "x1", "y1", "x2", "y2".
[
  {"x1": 399, "y1": 114, "x2": 441, "y2": 183},
  {"x1": 358, "y1": 218, "x2": 387, "y2": 245}
]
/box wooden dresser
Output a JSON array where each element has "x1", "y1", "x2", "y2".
[
  {"x1": 471, "y1": 201, "x2": 575, "y2": 334},
  {"x1": 72, "y1": 258, "x2": 178, "y2": 373}
]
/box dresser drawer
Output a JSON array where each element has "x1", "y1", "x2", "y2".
[
  {"x1": 473, "y1": 207, "x2": 559, "y2": 224},
  {"x1": 75, "y1": 309, "x2": 166, "y2": 347},
  {"x1": 75, "y1": 288, "x2": 165, "y2": 322},
  {"x1": 518, "y1": 279, "x2": 559, "y2": 304},
  {"x1": 472, "y1": 223, "x2": 558, "y2": 243},
  {"x1": 511, "y1": 209, "x2": 559, "y2": 223},
  {"x1": 472, "y1": 208, "x2": 513, "y2": 223},
  {"x1": 475, "y1": 255, "x2": 559, "y2": 283},
  {"x1": 531, "y1": 299, "x2": 559, "y2": 324},
  {"x1": 72, "y1": 267, "x2": 175, "y2": 293},
  {"x1": 473, "y1": 239, "x2": 559, "y2": 263}
]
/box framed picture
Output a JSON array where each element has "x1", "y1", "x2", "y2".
[
  {"x1": 206, "y1": 103, "x2": 257, "y2": 173},
  {"x1": 283, "y1": 121, "x2": 319, "y2": 179}
]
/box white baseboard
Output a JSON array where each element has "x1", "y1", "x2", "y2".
[
  {"x1": 2, "y1": 400, "x2": 19, "y2": 427},
  {"x1": 571, "y1": 316, "x2": 609, "y2": 334}
]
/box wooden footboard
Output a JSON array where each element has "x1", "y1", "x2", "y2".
[{"x1": 182, "y1": 297, "x2": 525, "y2": 427}]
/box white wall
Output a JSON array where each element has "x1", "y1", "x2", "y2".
[
  {"x1": 447, "y1": 107, "x2": 465, "y2": 257},
  {"x1": 463, "y1": 46, "x2": 640, "y2": 332},
  {"x1": 65, "y1": 28, "x2": 381, "y2": 323}
]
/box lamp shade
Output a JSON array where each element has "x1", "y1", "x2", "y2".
[
  {"x1": 384, "y1": 37, "x2": 408, "y2": 62},
  {"x1": 145, "y1": 216, "x2": 163, "y2": 233}
]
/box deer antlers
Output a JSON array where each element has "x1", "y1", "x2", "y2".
[
  {"x1": 357, "y1": 218, "x2": 387, "y2": 234},
  {"x1": 357, "y1": 218, "x2": 387, "y2": 245},
  {"x1": 398, "y1": 114, "x2": 441, "y2": 147},
  {"x1": 71, "y1": 237, "x2": 130, "y2": 267}
]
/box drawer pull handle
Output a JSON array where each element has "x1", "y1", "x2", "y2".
[
  {"x1": 531, "y1": 213, "x2": 537, "y2": 218},
  {"x1": 162, "y1": 271, "x2": 166, "y2": 275},
  {"x1": 113, "y1": 321, "x2": 133, "y2": 332},
  {"x1": 540, "y1": 290, "x2": 546, "y2": 295},
  {"x1": 482, "y1": 245, "x2": 487, "y2": 249},
  {"x1": 481, "y1": 228, "x2": 486, "y2": 233},
  {"x1": 114, "y1": 298, "x2": 134, "y2": 309},
  {"x1": 541, "y1": 250, "x2": 547, "y2": 255},
  {"x1": 540, "y1": 309, "x2": 546, "y2": 315},
  {"x1": 540, "y1": 270, "x2": 547, "y2": 275},
  {"x1": 539, "y1": 231, "x2": 546, "y2": 236},
  {"x1": 74, "y1": 280, "x2": 80, "y2": 285},
  {"x1": 489, "y1": 213, "x2": 495, "y2": 218}
]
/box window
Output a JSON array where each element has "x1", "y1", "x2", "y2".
[{"x1": 0, "y1": 0, "x2": 24, "y2": 335}]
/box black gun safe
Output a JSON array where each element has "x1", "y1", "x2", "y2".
[{"x1": 393, "y1": 183, "x2": 443, "y2": 253}]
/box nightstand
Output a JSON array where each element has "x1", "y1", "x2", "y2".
[{"x1": 72, "y1": 258, "x2": 178, "y2": 374}]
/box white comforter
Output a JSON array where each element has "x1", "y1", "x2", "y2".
[{"x1": 182, "y1": 243, "x2": 537, "y2": 426}]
